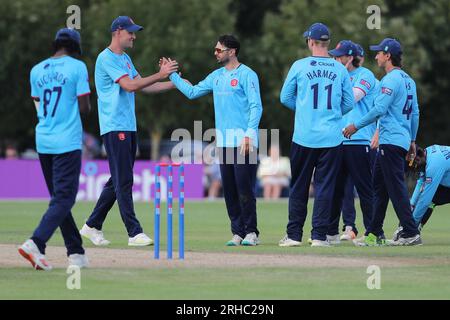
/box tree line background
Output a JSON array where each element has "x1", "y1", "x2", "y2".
[{"x1": 0, "y1": 0, "x2": 449, "y2": 159}]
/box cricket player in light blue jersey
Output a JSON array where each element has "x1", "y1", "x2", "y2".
[
  {"x1": 344, "y1": 38, "x2": 422, "y2": 246},
  {"x1": 169, "y1": 35, "x2": 263, "y2": 246},
  {"x1": 338, "y1": 43, "x2": 381, "y2": 242},
  {"x1": 393, "y1": 145, "x2": 450, "y2": 240},
  {"x1": 19, "y1": 28, "x2": 91, "y2": 270},
  {"x1": 278, "y1": 23, "x2": 354, "y2": 247},
  {"x1": 327, "y1": 40, "x2": 377, "y2": 244},
  {"x1": 80, "y1": 16, "x2": 179, "y2": 247}
]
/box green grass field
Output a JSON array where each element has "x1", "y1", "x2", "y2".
[{"x1": 1, "y1": 200, "x2": 450, "y2": 299}]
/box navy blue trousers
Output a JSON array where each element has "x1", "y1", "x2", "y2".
[
  {"x1": 433, "y1": 185, "x2": 450, "y2": 205},
  {"x1": 32, "y1": 150, "x2": 84, "y2": 255},
  {"x1": 86, "y1": 131, "x2": 143, "y2": 237},
  {"x1": 329, "y1": 145, "x2": 374, "y2": 236},
  {"x1": 338, "y1": 147, "x2": 378, "y2": 235},
  {"x1": 218, "y1": 147, "x2": 258, "y2": 238},
  {"x1": 368, "y1": 144, "x2": 419, "y2": 238},
  {"x1": 419, "y1": 185, "x2": 450, "y2": 226},
  {"x1": 287, "y1": 143, "x2": 343, "y2": 241},
  {"x1": 341, "y1": 177, "x2": 357, "y2": 232}
]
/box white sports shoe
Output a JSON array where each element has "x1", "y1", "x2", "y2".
[
  {"x1": 18, "y1": 239, "x2": 52, "y2": 271},
  {"x1": 326, "y1": 234, "x2": 341, "y2": 245},
  {"x1": 128, "y1": 233, "x2": 153, "y2": 246},
  {"x1": 241, "y1": 232, "x2": 260, "y2": 246},
  {"x1": 226, "y1": 234, "x2": 243, "y2": 246},
  {"x1": 353, "y1": 236, "x2": 366, "y2": 246},
  {"x1": 392, "y1": 226, "x2": 404, "y2": 241},
  {"x1": 389, "y1": 234, "x2": 422, "y2": 246},
  {"x1": 340, "y1": 226, "x2": 356, "y2": 241},
  {"x1": 80, "y1": 224, "x2": 111, "y2": 246},
  {"x1": 279, "y1": 235, "x2": 302, "y2": 247},
  {"x1": 311, "y1": 239, "x2": 331, "y2": 247},
  {"x1": 68, "y1": 254, "x2": 89, "y2": 268}
]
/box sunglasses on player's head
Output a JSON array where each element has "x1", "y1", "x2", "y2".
[{"x1": 214, "y1": 47, "x2": 230, "y2": 54}]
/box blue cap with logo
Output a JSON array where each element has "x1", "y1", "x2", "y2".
[
  {"x1": 111, "y1": 16, "x2": 143, "y2": 32},
  {"x1": 55, "y1": 28, "x2": 81, "y2": 46},
  {"x1": 354, "y1": 43, "x2": 365, "y2": 57},
  {"x1": 303, "y1": 22, "x2": 330, "y2": 41},
  {"x1": 370, "y1": 38, "x2": 402, "y2": 56},
  {"x1": 329, "y1": 40, "x2": 357, "y2": 57}
]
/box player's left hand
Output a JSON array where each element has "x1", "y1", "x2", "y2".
[
  {"x1": 345, "y1": 56, "x2": 354, "y2": 69},
  {"x1": 370, "y1": 128, "x2": 379, "y2": 149},
  {"x1": 158, "y1": 57, "x2": 178, "y2": 79},
  {"x1": 407, "y1": 141, "x2": 416, "y2": 164},
  {"x1": 159, "y1": 57, "x2": 168, "y2": 67},
  {"x1": 342, "y1": 124, "x2": 357, "y2": 139},
  {"x1": 240, "y1": 137, "x2": 254, "y2": 155}
]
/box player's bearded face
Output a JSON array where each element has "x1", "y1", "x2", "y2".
[{"x1": 214, "y1": 42, "x2": 231, "y2": 65}]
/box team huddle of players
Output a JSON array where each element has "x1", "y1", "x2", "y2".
[
  {"x1": 17, "y1": 18, "x2": 450, "y2": 271},
  {"x1": 277, "y1": 23, "x2": 449, "y2": 248}
]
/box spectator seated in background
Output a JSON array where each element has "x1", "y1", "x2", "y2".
[
  {"x1": 257, "y1": 145, "x2": 291, "y2": 199},
  {"x1": 5, "y1": 143, "x2": 19, "y2": 160},
  {"x1": 83, "y1": 131, "x2": 102, "y2": 159},
  {"x1": 203, "y1": 146, "x2": 222, "y2": 199}
]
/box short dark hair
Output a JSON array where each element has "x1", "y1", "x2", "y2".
[
  {"x1": 390, "y1": 53, "x2": 402, "y2": 67},
  {"x1": 218, "y1": 34, "x2": 240, "y2": 56},
  {"x1": 352, "y1": 56, "x2": 362, "y2": 68},
  {"x1": 52, "y1": 38, "x2": 81, "y2": 56}
]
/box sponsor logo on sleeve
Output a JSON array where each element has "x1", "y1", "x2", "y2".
[
  {"x1": 425, "y1": 177, "x2": 433, "y2": 184},
  {"x1": 360, "y1": 79, "x2": 371, "y2": 90},
  {"x1": 381, "y1": 87, "x2": 393, "y2": 95}
]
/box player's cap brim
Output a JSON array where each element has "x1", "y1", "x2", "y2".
[
  {"x1": 125, "y1": 24, "x2": 144, "y2": 32},
  {"x1": 328, "y1": 48, "x2": 346, "y2": 57},
  {"x1": 369, "y1": 45, "x2": 383, "y2": 51}
]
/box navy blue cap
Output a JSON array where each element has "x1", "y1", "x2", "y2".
[
  {"x1": 303, "y1": 23, "x2": 330, "y2": 41},
  {"x1": 55, "y1": 28, "x2": 81, "y2": 46},
  {"x1": 111, "y1": 16, "x2": 143, "y2": 32},
  {"x1": 354, "y1": 43, "x2": 365, "y2": 57},
  {"x1": 329, "y1": 40, "x2": 357, "y2": 57},
  {"x1": 370, "y1": 38, "x2": 402, "y2": 56}
]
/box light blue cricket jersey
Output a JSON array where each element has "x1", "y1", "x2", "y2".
[
  {"x1": 95, "y1": 48, "x2": 139, "y2": 135},
  {"x1": 355, "y1": 68, "x2": 419, "y2": 151},
  {"x1": 280, "y1": 56, "x2": 354, "y2": 148},
  {"x1": 410, "y1": 145, "x2": 450, "y2": 224},
  {"x1": 343, "y1": 67, "x2": 377, "y2": 146},
  {"x1": 30, "y1": 56, "x2": 90, "y2": 154},
  {"x1": 169, "y1": 64, "x2": 263, "y2": 148},
  {"x1": 374, "y1": 79, "x2": 381, "y2": 130}
]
